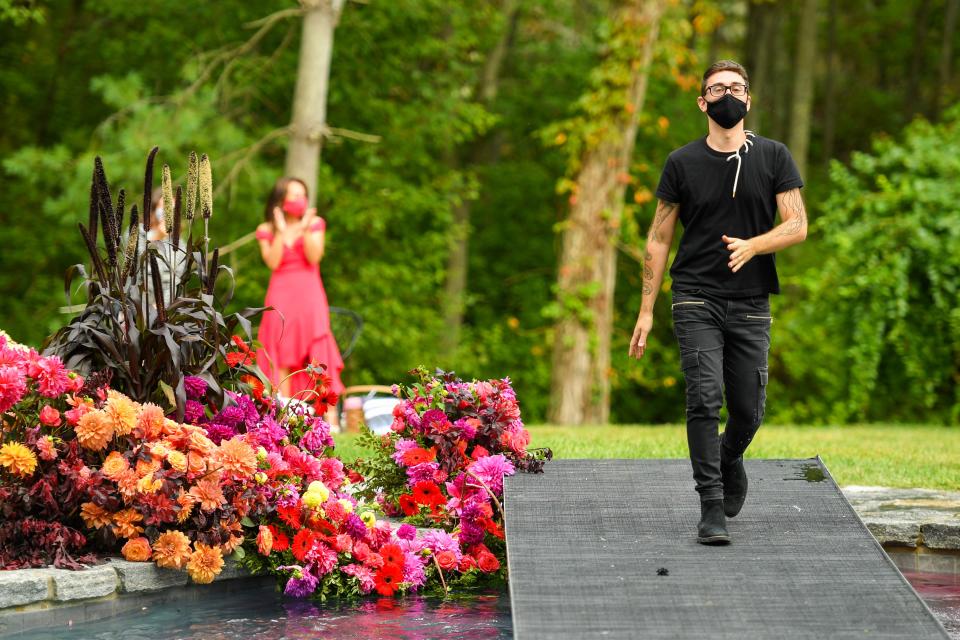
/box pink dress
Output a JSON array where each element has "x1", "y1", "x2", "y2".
[{"x1": 255, "y1": 218, "x2": 345, "y2": 398}]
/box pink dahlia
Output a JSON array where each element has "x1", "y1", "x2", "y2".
[
  {"x1": 29, "y1": 356, "x2": 70, "y2": 398},
  {"x1": 0, "y1": 365, "x2": 27, "y2": 412},
  {"x1": 467, "y1": 454, "x2": 515, "y2": 495}
]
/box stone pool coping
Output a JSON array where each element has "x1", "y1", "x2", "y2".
[{"x1": 1, "y1": 485, "x2": 957, "y2": 635}]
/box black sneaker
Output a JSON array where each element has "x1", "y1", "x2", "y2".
[
  {"x1": 721, "y1": 454, "x2": 748, "y2": 518},
  {"x1": 697, "y1": 499, "x2": 731, "y2": 545}
]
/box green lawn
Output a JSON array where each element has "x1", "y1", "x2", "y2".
[{"x1": 333, "y1": 424, "x2": 960, "y2": 490}]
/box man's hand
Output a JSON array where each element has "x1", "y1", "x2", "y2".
[
  {"x1": 628, "y1": 312, "x2": 654, "y2": 360},
  {"x1": 723, "y1": 234, "x2": 757, "y2": 273}
]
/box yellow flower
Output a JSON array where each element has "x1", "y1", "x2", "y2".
[
  {"x1": 338, "y1": 498, "x2": 353, "y2": 514},
  {"x1": 306, "y1": 480, "x2": 329, "y2": 503},
  {"x1": 0, "y1": 442, "x2": 38, "y2": 477},
  {"x1": 360, "y1": 511, "x2": 376, "y2": 528},
  {"x1": 137, "y1": 473, "x2": 163, "y2": 494},
  {"x1": 166, "y1": 450, "x2": 187, "y2": 472},
  {"x1": 187, "y1": 543, "x2": 224, "y2": 584}
]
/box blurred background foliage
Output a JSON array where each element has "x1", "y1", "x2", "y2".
[{"x1": 1, "y1": 0, "x2": 957, "y2": 424}]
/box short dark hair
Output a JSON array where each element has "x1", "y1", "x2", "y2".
[{"x1": 701, "y1": 60, "x2": 750, "y2": 96}]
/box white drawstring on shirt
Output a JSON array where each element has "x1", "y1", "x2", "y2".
[{"x1": 726, "y1": 130, "x2": 756, "y2": 198}]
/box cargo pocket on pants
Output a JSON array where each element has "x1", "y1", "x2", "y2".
[
  {"x1": 681, "y1": 349, "x2": 701, "y2": 412},
  {"x1": 754, "y1": 367, "x2": 768, "y2": 424}
]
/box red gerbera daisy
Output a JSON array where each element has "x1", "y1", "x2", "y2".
[
  {"x1": 400, "y1": 447, "x2": 436, "y2": 467},
  {"x1": 277, "y1": 504, "x2": 303, "y2": 529},
  {"x1": 412, "y1": 481, "x2": 444, "y2": 506},
  {"x1": 268, "y1": 525, "x2": 290, "y2": 552},
  {"x1": 374, "y1": 563, "x2": 404, "y2": 596},
  {"x1": 398, "y1": 494, "x2": 419, "y2": 516},
  {"x1": 291, "y1": 528, "x2": 316, "y2": 562},
  {"x1": 379, "y1": 543, "x2": 404, "y2": 568},
  {"x1": 225, "y1": 335, "x2": 254, "y2": 367}
]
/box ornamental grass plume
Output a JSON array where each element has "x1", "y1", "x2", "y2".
[
  {"x1": 0, "y1": 442, "x2": 38, "y2": 477},
  {"x1": 186, "y1": 151, "x2": 198, "y2": 220},
  {"x1": 186, "y1": 542, "x2": 224, "y2": 584},
  {"x1": 199, "y1": 153, "x2": 213, "y2": 220},
  {"x1": 153, "y1": 530, "x2": 192, "y2": 570},
  {"x1": 161, "y1": 164, "x2": 174, "y2": 233}
]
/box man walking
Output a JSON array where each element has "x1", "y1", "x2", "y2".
[{"x1": 628, "y1": 60, "x2": 808, "y2": 545}]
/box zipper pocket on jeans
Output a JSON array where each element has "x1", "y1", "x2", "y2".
[
  {"x1": 672, "y1": 301, "x2": 705, "y2": 309},
  {"x1": 745, "y1": 315, "x2": 773, "y2": 322}
]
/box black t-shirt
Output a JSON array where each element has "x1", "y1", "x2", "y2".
[{"x1": 655, "y1": 134, "x2": 803, "y2": 297}]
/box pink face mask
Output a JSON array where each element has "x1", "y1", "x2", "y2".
[{"x1": 282, "y1": 197, "x2": 308, "y2": 218}]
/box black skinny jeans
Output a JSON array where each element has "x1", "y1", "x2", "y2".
[{"x1": 671, "y1": 289, "x2": 772, "y2": 503}]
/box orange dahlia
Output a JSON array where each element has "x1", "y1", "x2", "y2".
[
  {"x1": 105, "y1": 391, "x2": 138, "y2": 436},
  {"x1": 215, "y1": 437, "x2": 257, "y2": 478},
  {"x1": 189, "y1": 478, "x2": 227, "y2": 512},
  {"x1": 186, "y1": 543, "x2": 224, "y2": 584},
  {"x1": 186, "y1": 451, "x2": 207, "y2": 477},
  {"x1": 121, "y1": 537, "x2": 152, "y2": 562},
  {"x1": 136, "y1": 403, "x2": 166, "y2": 440},
  {"x1": 76, "y1": 410, "x2": 115, "y2": 451},
  {"x1": 186, "y1": 428, "x2": 215, "y2": 455},
  {"x1": 0, "y1": 442, "x2": 38, "y2": 477},
  {"x1": 112, "y1": 508, "x2": 144, "y2": 539},
  {"x1": 101, "y1": 451, "x2": 130, "y2": 481},
  {"x1": 80, "y1": 502, "x2": 113, "y2": 529},
  {"x1": 176, "y1": 490, "x2": 196, "y2": 523},
  {"x1": 116, "y1": 468, "x2": 140, "y2": 499},
  {"x1": 152, "y1": 530, "x2": 192, "y2": 569}
]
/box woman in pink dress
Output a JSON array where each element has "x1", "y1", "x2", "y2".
[{"x1": 255, "y1": 177, "x2": 344, "y2": 404}]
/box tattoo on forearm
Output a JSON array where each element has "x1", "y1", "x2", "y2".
[
  {"x1": 650, "y1": 199, "x2": 678, "y2": 243},
  {"x1": 777, "y1": 189, "x2": 807, "y2": 236},
  {"x1": 642, "y1": 249, "x2": 655, "y2": 297}
]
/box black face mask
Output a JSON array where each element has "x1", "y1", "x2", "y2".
[{"x1": 706, "y1": 93, "x2": 748, "y2": 129}]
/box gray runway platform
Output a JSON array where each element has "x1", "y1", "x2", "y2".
[{"x1": 503, "y1": 457, "x2": 951, "y2": 639}]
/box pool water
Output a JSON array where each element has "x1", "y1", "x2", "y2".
[
  {"x1": 903, "y1": 570, "x2": 960, "y2": 639},
  {"x1": 14, "y1": 584, "x2": 512, "y2": 640}
]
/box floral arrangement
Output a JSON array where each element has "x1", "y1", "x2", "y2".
[{"x1": 349, "y1": 367, "x2": 552, "y2": 591}]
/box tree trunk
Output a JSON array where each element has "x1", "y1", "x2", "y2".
[
  {"x1": 284, "y1": 0, "x2": 346, "y2": 204},
  {"x1": 440, "y1": 0, "x2": 520, "y2": 362},
  {"x1": 787, "y1": 0, "x2": 818, "y2": 180},
  {"x1": 745, "y1": 0, "x2": 779, "y2": 136},
  {"x1": 549, "y1": 0, "x2": 666, "y2": 426},
  {"x1": 821, "y1": 0, "x2": 837, "y2": 164},
  {"x1": 934, "y1": 0, "x2": 959, "y2": 116}
]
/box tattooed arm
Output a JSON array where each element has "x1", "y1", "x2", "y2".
[
  {"x1": 629, "y1": 199, "x2": 680, "y2": 360},
  {"x1": 722, "y1": 187, "x2": 809, "y2": 273}
]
